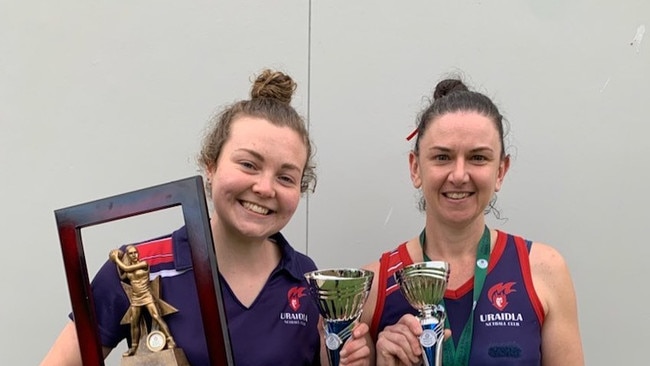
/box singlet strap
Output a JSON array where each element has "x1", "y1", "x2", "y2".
[{"x1": 370, "y1": 250, "x2": 392, "y2": 340}]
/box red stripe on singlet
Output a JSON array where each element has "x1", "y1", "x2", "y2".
[
  {"x1": 370, "y1": 242, "x2": 412, "y2": 340},
  {"x1": 513, "y1": 235, "x2": 545, "y2": 325}
]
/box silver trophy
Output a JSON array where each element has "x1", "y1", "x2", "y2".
[
  {"x1": 305, "y1": 268, "x2": 374, "y2": 366},
  {"x1": 394, "y1": 261, "x2": 450, "y2": 366}
]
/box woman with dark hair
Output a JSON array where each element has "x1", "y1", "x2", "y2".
[{"x1": 361, "y1": 78, "x2": 584, "y2": 365}]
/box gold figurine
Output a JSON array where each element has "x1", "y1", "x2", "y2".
[{"x1": 110, "y1": 245, "x2": 189, "y2": 365}]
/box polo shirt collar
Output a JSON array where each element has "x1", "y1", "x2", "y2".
[
  {"x1": 269, "y1": 232, "x2": 305, "y2": 282},
  {"x1": 172, "y1": 226, "x2": 305, "y2": 282}
]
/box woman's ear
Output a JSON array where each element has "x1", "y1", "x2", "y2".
[
  {"x1": 495, "y1": 155, "x2": 511, "y2": 192},
  {"x1": 409, "y1": 151, "x2": 422, "y2": 189}
]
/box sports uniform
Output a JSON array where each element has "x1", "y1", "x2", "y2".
[
  {"x1": 370, "y1": 230, "x2": 545, "y2": 365},
  {"x1": 79, "y1": 226, "x2": 321, "y2": 366}
]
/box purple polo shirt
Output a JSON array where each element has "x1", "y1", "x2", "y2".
[{"x1": 83, "y1": 226, "x2": 321, "y2": 365}]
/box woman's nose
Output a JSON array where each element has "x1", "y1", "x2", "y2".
[
  {"x1": 448, "y1": 159, "x2": 469, "y2": 184},
  {"x1": 252, "y1": 174, "x2": 276, "y2": 198}
]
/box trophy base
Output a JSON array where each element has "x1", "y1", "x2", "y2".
[{"x1": 121, "y1": 348, "x2": 190, "y2": 366}]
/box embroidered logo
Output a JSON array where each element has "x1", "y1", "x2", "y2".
[
  {"x1": 487, "y1": 282, "x2": 516, "y2": 311},
  {"x1": 287, "y1": 286, "x2": 307, "y2": 312}
]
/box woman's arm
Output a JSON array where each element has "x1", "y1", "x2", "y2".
[
  {"x1": 40, "y1": 321, "x2": 112, "y2": 366},
  {"x1": 530, "y1": 243, "x2": 584, "y2": 366}
]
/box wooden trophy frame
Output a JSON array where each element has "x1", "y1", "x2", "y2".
[{"x1": 54, "y1": 176, "x2": 233, "y2": 365}]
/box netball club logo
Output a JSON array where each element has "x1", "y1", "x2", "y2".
[
  {"x1": 480, "y1": 282, "x2": 523, "y2": 327},
  {"x1": 287, "y1": 286, "x2": 307, "y2": 311},
  {"x1": 280, "y1": 286, "x2": 309, "y2": 326},
  {"x1": 488, "y1": 282, "x2": 516, "y2": 311}
]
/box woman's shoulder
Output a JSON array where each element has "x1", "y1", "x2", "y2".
[
  {"x1": 527, "y1": 241, "x2": 575, "y2": 315},
  {"x1": 497, "y1": 230, "x2": 567, "y2": 269},
  {"x1": 528, "y1": 241, "x2": 570, "y2": 274},
  {"x1": 362, "y1": 240, "x2": 416, "y2": 276}
]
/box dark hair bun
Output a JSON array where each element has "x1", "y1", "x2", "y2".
[
  {"x1": 433, "y1": 79, "x2": 469, "y2": 100},
  {"x1": 250, "y1": 69, "x2": 297, "y2": 104}
]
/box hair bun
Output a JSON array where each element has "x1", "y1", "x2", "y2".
[
  {"x1": 250, "y1": 69, "x2": 297, "y2": 104},
  {"x1": 433, "y1": 79, "x2": 469, "y2": 100}
]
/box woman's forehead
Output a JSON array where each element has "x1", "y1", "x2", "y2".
[{"x1": 426, "y1": 113, "x2": 498, "y2": 139}]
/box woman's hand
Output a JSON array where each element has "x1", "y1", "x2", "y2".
[
  {"x1": 339, "y1": 322, "x2": 372, "y2": 366},
  {"x1": 375, "y1": 314, "x2": 423, "y2": 366}
]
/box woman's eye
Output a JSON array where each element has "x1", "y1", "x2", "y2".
[
  {"x1": 240, "y1": 161, "x2": 256, "y2": 169},
  {"x1": 278, "y1": 175, "x2": 297, "y2": 185}
]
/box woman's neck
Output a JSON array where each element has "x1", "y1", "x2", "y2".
[
  {"x1": 210, "y1": 220, "x2": 280, "y2": 274},
  {"x1": 209, "y1": 219, "x2": 282, "y2": 307},
  {"x1": 423, "y1": 218, "x2": 487, "y2": 260}
]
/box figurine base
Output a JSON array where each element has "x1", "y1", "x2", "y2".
[{"x1": 121, "y1": 348, "x2": 190, "y2": 366}]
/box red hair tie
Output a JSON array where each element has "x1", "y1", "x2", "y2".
[{"x1": 405, "y1": 128, "x2": 418, "y2": 141}]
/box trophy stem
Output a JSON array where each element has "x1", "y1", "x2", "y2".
[
  {"x1": 394, "y1": 261, "x2": 450, "y2": 366},
  {"x1": 324, "y1": 319, "x2": 355, "y2": 366},
  {"x1": 418, "y1": 307, "x2": 445, "y2": 366}
]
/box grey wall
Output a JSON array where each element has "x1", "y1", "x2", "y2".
[{"x1": 1, "y1": 1, "x2": 647, "y2": 365}]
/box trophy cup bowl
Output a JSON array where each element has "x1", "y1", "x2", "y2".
[
  {"x1": 394, "y1": 261, "x2": 450, "y2": 366},
  {"x1": 305, "y1": 268, "x2": 374, "y2": 366}
]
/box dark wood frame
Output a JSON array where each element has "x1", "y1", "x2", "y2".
[{"x1": 54, "y1": 176, "x2": 233, "y2": 365}]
